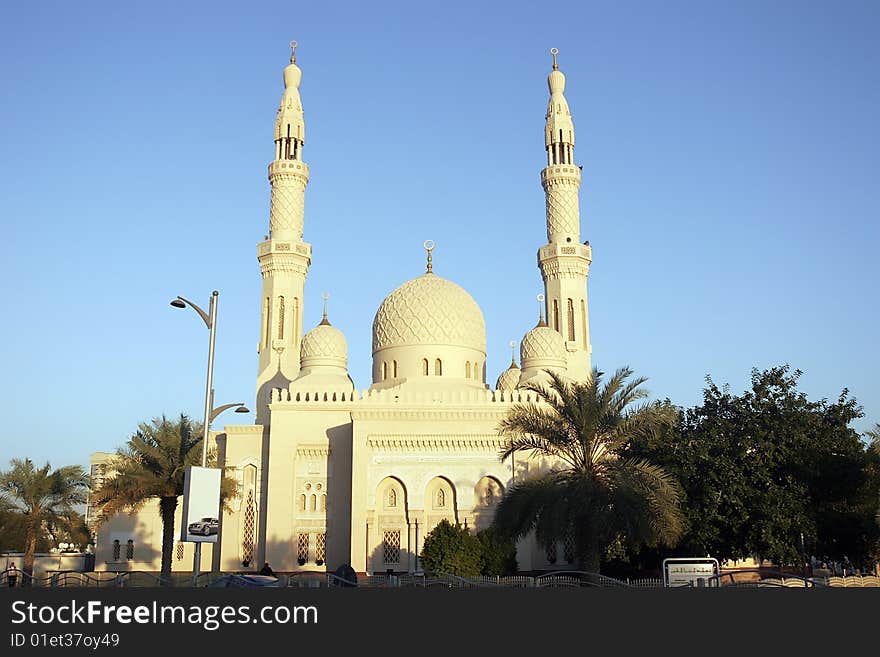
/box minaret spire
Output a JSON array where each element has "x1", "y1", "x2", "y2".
[
  {"x1": 255, "y1": 41, "x2": 314, "y2": 422},
  {"x1": 537, "y1": 49, "x2": 592, "y2": 380}
]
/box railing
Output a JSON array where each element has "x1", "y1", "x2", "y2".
[
  {"x1": 705, "y1": 570, "x2": 825, "y2": 588},
  {"x1": 15, "y1": 568, "x2": 876, "y2": 589}
]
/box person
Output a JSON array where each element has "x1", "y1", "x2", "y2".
[{"x1": 259, "y1": 562, "x2": 276, "y2": 577}]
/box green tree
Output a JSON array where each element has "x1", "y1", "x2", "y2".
[
  {"x1": 92, "y1": 414, "x2": 235, "y2": 582},
  {"x1": 630, "y1": 366, "x2": 880, "y2": 568},
  {"x1": 493, "y1": 367, "x2": 685, "y2": 573},
  {"x1": 420, "y1": 519, "x2": 482, "y2": 577},
  {"x1": 476, "y1": 526, "x2": 518, "y2": 576},
  {"x1": 0, "y1": 459, "x2": 89, "y2": 580}
]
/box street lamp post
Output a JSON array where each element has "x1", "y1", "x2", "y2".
[{"x1": 171, "y1": 291, "x2": 250, "y2": 582}]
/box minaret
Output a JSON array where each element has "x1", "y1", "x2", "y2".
[
  {"x1": 537, "y1": 48, "x2": 592, "y2": 380},
  {"x1": 255, "y1": 41, "x2": 312, "y2": 421}
]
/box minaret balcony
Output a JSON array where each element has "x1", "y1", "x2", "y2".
[
  {"x1": 269, "y1": 160, "x2": 310, "y2": 176},
  {"x1": 541, "y1": 164, "x2": 581, "y2": 183},
  {"x1": 539, "y1": 242, "x2": 592, "y2": 261}
]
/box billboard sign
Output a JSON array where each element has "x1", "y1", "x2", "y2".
[
  {"x1": 180, "y1": 466, "x2": 221, "y2": 543},
  {"x1": 663, "y1": 557, "x2": 720, "y2": 587}
]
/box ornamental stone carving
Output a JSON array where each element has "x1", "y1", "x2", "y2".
[
  {"x1": 372, "y1": 274, "x2": 486, "y2": 352},
  {"x1": 520, "y1": 325, "x2": 566, "y2": 363},
  {"x1": 301, "y1": 324, "x2": 347, "y2": 361}
]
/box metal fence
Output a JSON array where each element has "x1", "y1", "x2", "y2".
[{"x1": 4, "y1": 568, "x2": 877, "y2": 589}]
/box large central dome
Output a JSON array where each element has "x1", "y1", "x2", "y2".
[{"x1": 372, "y1": 273, "x2": 486, "y2": 352}]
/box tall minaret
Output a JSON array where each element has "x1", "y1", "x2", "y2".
[
  {"x1": 255, "y1": 41, "x2": 312, "y2": 420},
  {"x1": 537, "y1": 48, "x2": 592, "y2": 380}
]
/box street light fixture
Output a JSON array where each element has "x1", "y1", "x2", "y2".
[
  {"x1": 169, "y1": 291, "x2": 218, "y2": 468},
  {"x1": 170, "y1": 292, "x2": 252, "y2": 581}
]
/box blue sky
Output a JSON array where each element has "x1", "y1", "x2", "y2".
[{"x1": 1, "y1": 0, "x2": 877, "y2": 473}]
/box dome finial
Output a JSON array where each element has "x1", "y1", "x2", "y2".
[
  {"x1": 319, "y1": 291, "x2": 331, "y2": 325},
  {"x1": 536, "y1": 294, "x2": 547, "y2": 327},
  {"x1": 508, "y1": 340, "x2": 518, "y2": 367},
  {"x1": 550, "y1": 47, "x2": 559, "y2": 71},
  {"x1": 423, "y1": 239, "x2": 435, "y2": 274},
  {"x1": 289, "y1": 39, "x2": 298, "y2": 64}
]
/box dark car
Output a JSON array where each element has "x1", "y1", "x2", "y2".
[
  {"x1": 209, "y1": 574, "x2": 283, "y2": 588},
  {"x1": 188, "y1": 517, "x2": 219, "y2": 536}
]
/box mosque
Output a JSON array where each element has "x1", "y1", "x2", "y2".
[{"x1": 93, "y1": 43, "x2": 594, "y2": 575}]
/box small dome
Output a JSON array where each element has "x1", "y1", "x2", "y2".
[
  {"x1": 496, "y1": 362, "x2": 521, "y2": 391},
  {"x1": 520, "y1": 324, "x2": 565, "y2": 364},
  {"x1": 373, "y1": 274, "x2": 486, "y2": 353},
  {"x1": 301, "y1": 322, "x2": 347, "y2": 365}
]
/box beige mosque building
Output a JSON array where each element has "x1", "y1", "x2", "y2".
[{"x1": 93, "y1": 44, "x2": 594, "y2": 575}]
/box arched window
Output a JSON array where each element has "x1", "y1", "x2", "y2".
[
  {"x1": 278, "y1": 296, "x2": 285, "y2": 339},
  {"x1": 392, "y1": 360, "x2": 398, "y2": 377},
  {"x1": 436, "y1": 489, "x2": 445, "y2": 507},
  {"x1": 126, "y1": 539, "x2": 134, "y2": 561},
  {"x1": 388, "y1": 488, "x2": 397, "y2": 507},
  {"x1": 382, "y1": 362, "x2": 388, "y2": 380},
  {"x1": 553, "y1": 299, "x2": 559, "y2": 331},
  {"x1": 422, "y1": 359, "x2": 429, "y2": 376},
  {"x1": 581, "y1": 299, "x2": 588, "y2": 349},
  {"x1": 310, "y1": 494, "x2": 317, "y2": 512},
  {"x1": 299, "y1": 494, "x2": 306, "y2": 512},
  {"x1": 567, "y1": 298, "x2": 575, "y2": 341},
  {"x1": 465, "y1": 362, "x2": 471, "y2": 378},
  {"x1": 112, "y1": 540, "x2": 121, "y2": 561},
  {"x1": 263, "y1": 297, "x2": 270, "y2": 348},
  {"x1": 435, "y1": 359, "x2": 442, "y2": 376},
  {"x1": 320, "y1": 494, "x2": 326, "y2": 512}
]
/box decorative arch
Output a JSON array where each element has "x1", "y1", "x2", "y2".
[
  {"x1": 376, "y1": 476, "x2": 409, "y2": 516},
  {"x1": 474, "y1": 476, "x2": 504, "y2": 507},
  {"x1": 424, "y1": 476, "x2": 457, "y2": 520}
]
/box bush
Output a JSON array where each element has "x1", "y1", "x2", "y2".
[
  {"x1": 476, "y1": 527, "x2": 518, "y2": 576},
  {"x1": 420, "y1": 519, "x2": 482, "y2": 577}
]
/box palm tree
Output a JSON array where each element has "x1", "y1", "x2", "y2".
[
  {"x1": 0, "y1": 459, "x2": 89, "y2": 581},
  {"x1": 92, "y1": 414, "x2": 232, "y2": 582},
  {"x1": 493, "y1": 367, "x2": 685, "y2": 573},
  {"x1": 868, "y1": 423, "x2": 880, "y2": 453}
]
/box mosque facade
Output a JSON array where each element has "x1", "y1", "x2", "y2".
[{"x1": 93, "y1": 44, "x2": 593, "y2": 575}]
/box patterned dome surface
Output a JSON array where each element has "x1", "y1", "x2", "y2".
[
  {"x1": 372, "y1": 274, "x2": 486, "y2": 352},
  {"x1": 495, "y1": 365, "x2": 521, "y2": 391},
  {"x1": 301, "y1": 323, "x2": 347, "y2": 361},
  {"x1": 520, "y1": 325, "x2": 566, "y2": 362}
]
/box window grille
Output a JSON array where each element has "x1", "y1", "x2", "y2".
[
  {"x1": 315, "y1": 533, "x2": 326, "y2": 564},
  {"x1": 436, "y1": 489, "x2": 445, "y2": 507},
  {"x1": 176, "y1": 541, "x2": 185, "y2": 561},
  {"x1": 383, "y1": 530, "x2": 401, "y2": 564},
  {"x1": 545, "y1": 542, "x2": 557, "y2": 564},
  {"x1": 563, "y1": 530, "x2": 576, "y2": 564},
  {"x1": 112, "y1": 540, "x2": 120, "y2": 561},
  {"x1": 126, "y1": 539, "x2": 134, "y2": 561},
  {"x1": 278, "y1": 296, "x2": 285, "y2": 339},
  {"x1": 297, "y1": 533, "x2": 309, "y2": 565},
  {"x1": 242, "y1": 490, "x2": 256, "y2": 566}
]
